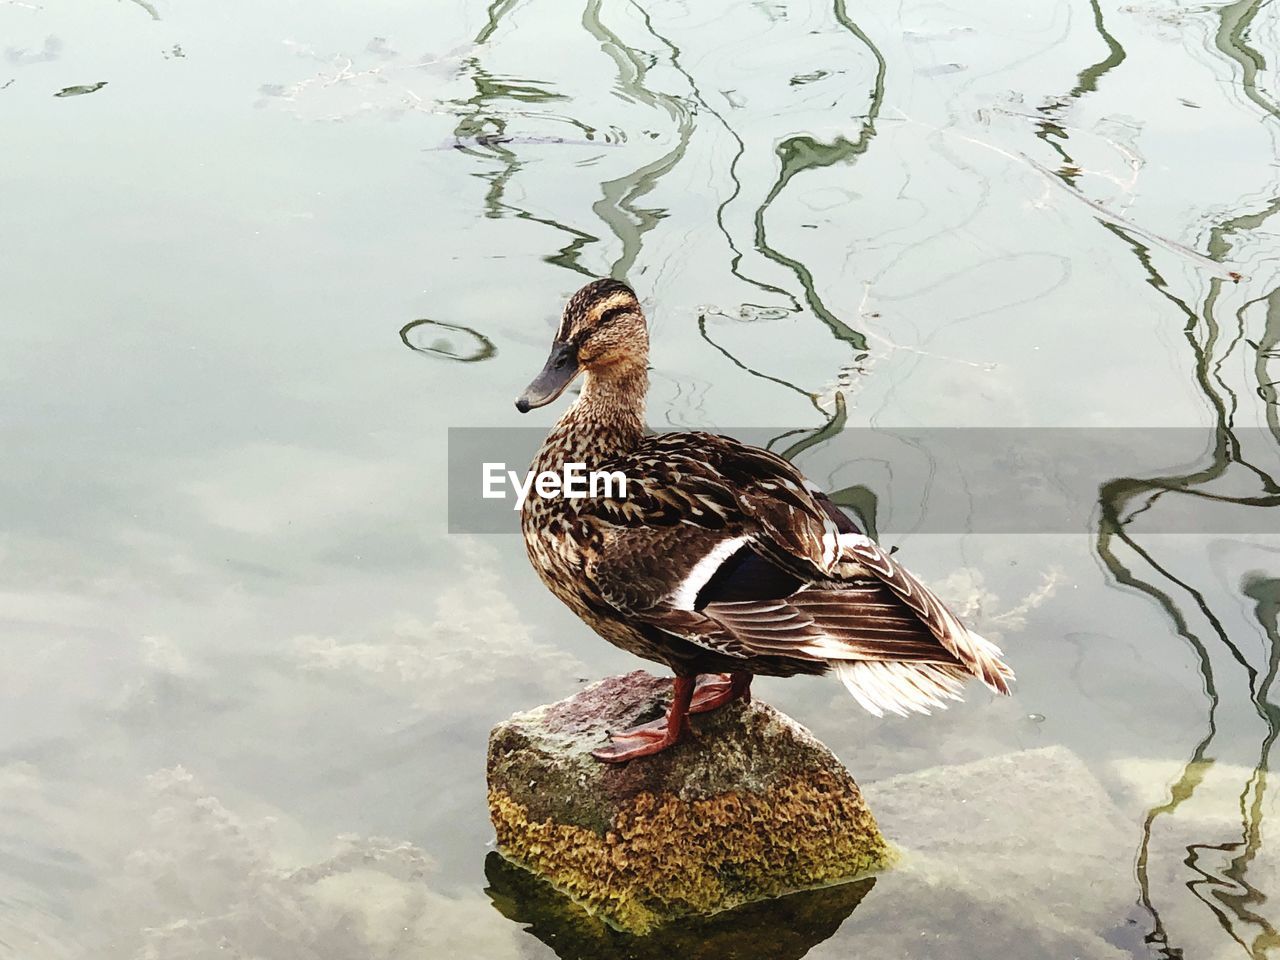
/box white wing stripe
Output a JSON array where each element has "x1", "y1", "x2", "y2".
[{"x1": 666, "y1": 536, "x2": 749, "y2": 610}]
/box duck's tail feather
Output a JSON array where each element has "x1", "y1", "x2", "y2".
[
  {"x1": 832, "y1": 659, "x2": 971, "y2": 718},
  {"x1": 958, "y1": 629, "x2": 1016, "y2": 695},
  {"x1": 832, "y1": 533, "x2": 1015, "y2": 696}
]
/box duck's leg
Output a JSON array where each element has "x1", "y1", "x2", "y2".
[
  {"x1": 611, "y1": 672, "x2": 744, "y2": 726},
  {"x1": 591, "y1": 676, "x2": 695, "y2": 763},
  {"x1": 688, "y1": 670, "x2": 754, "y2": 713}
]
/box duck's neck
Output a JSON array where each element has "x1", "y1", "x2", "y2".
[{"x1": 535, "y1": 364, "x2": 647, "y2": 470}]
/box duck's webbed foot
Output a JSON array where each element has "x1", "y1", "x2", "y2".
[
  {"x1": 592, "y1": 676, "x2": 695, "y2": 763},
  {"x1": 591, "y1": 673, "x2": 754, "y2": 763},
  {"x1": 689, "y1": 671, "x2": 754, "y2": 713},
  {"x1": 591, "y1": 725, "x2": 682, "y2": 762}
]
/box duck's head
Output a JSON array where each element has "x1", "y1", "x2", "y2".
[{"x1": 515, "y1": 278, "x2": 647, "y2": 412}]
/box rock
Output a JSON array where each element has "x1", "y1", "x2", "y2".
[
  {"x1": 483, "y1": 741, "x2": 1138, "y2": 959},
  {"x1": 487, "y1": 847, "x2": 1131, "y2": 960},
  {"x1": 483, "y1": 851, "x2": 876, "y2": 959},
  {"x1": 807, "y1": 871, "x2": 1133, "y2": 960},
  {"x1": 486, "y1": 671, "x2": 893, "y2": 934},
  {"x1": 865, "y1": 746, "x2": 1137, "y2": 940}
]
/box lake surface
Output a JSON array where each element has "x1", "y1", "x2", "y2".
[{"x1": 4, "y1": 0, "x2": 1280, "y2": 956}]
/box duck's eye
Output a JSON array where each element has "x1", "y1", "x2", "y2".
[{"x1": 597, "y1": 306, "x2": 629, "y2": 327}]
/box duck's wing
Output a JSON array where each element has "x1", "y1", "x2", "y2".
[
  {"x1": 566, "y1": 432, "x2": 1012, "y2": 712},
  {"x1": 580, "y1": 431, "x2": 839, "y2": 579}
]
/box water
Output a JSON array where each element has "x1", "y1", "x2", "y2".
[{"x1": 3, "y1": 0, "x2": 1280, "y2": 956}]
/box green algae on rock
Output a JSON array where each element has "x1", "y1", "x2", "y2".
[
  {"x1": 486, "y1": 671, "x2": 894, "y2": 934},
  {"x1": 484, "y1": 850, "x2": 876, "y2": 958}
]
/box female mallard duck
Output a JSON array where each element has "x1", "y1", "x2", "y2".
[{"x1": 516, "y1": 278, "x2": 1013, "y2": 762}]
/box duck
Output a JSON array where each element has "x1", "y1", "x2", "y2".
[{"x1": 515, "y1": 278, "x2": 1013, "y2": 762}]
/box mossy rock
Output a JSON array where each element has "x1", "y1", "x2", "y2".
[
  {"x1": 484, "y1": 850, "x2": 876, "y2": 958},
  {"x1": 486, "y1": 671, "x2": 894, "y2": 934}
]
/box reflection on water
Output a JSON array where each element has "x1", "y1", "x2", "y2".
[
  {"x1": 484, "y1": 852, "x2": 874, "y2": 960},
  {"x1": 6, "y1": 0, "x2": 1280, "y2": 956},
  {"x1": 1080, "y1": 2, "x2": 1280, "y2": 949},
  {"x1": 400, "y1": 318, "x2": 497, "y2": 362}
]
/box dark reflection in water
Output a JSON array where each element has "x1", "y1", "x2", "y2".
[
  {"x1": 454, "y1": 0, "x2": 879, "y2": 357},
  {"x1": 1034, "y1": 0, "x2": 1124, "y2": 186},
  {"x1": 741, "y1": 0, "x2": 883, "y2": 354},
  {"x1": 449, "y1": 49, "x2": 600, "y2": 276},
  {"x1": 123, "y1": 0, "x2": 161, "y2": 21},
  {"x1": 1096, "y1": 213, "x2": 1280, "y2": 960},
  {"x1": 1096, "y1": 227, "x2": 1280, "y2": 956},
  {"x1": 483, "y1": 852, "x2": 874, "y2": 960},
  {"x1": 451, "y1": 0, "x2": 884, "y2": 511},
  {"x1": 399, "y1": 318, "x2": 497, "y2": 362},
  {"x1": 731, "y1": 0, "x2": 883, "y2": 355},
  {"x1": 581, "y1": 0, "x2": 696, "y2": 281},
  {"x1": 1229, "y1": 575, "x2": 1280, "y2": 952},
  {"x1": 1073, "y1": 2, "x2": 1280, "y2": 951},
  {"x1": 1217, "y1": 0, "x2": 1280, "y2": 122},
  {"x1": 53, "y1": 81, "x2": 107, "y2": 98},
  {"x1": 994, "y1": 0, "x2": 1280, "y2": 951}
]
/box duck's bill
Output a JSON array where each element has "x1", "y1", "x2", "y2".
[{"x1": 515, "y1": 340, "x2": 580, "y2": 412}]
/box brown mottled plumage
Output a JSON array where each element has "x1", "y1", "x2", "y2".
[{"x1": 516, "y1": 278, "x2": 1013, "y2": 762}]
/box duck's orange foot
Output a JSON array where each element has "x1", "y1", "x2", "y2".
[
  {"x1": 591, "y1": 721, "x2": 686, "y2": 762},
  {"x1": 689, "y1": 671, "x2": 754, "y2": 714},
  {"x1": 592, "y1": 675, "x2": 696, "y2": 763},
  {"x1": 591, "y1": 673, "x2": 755, "y2": 763}
]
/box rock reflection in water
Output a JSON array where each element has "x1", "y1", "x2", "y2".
[{"x1": 484, "y1": 852, "x2": 873, "y2": 960}]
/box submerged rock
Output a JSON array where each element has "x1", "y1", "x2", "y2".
[
  {"x1": 862, "y1": 746, "x2": 1139, "y2": 958},
  {"x1": 866, "y1": 745, "x2": 1136, "y2": 935},
  {"x1": 486, "y1": 671, "x2": 893, "y2": 934}
]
